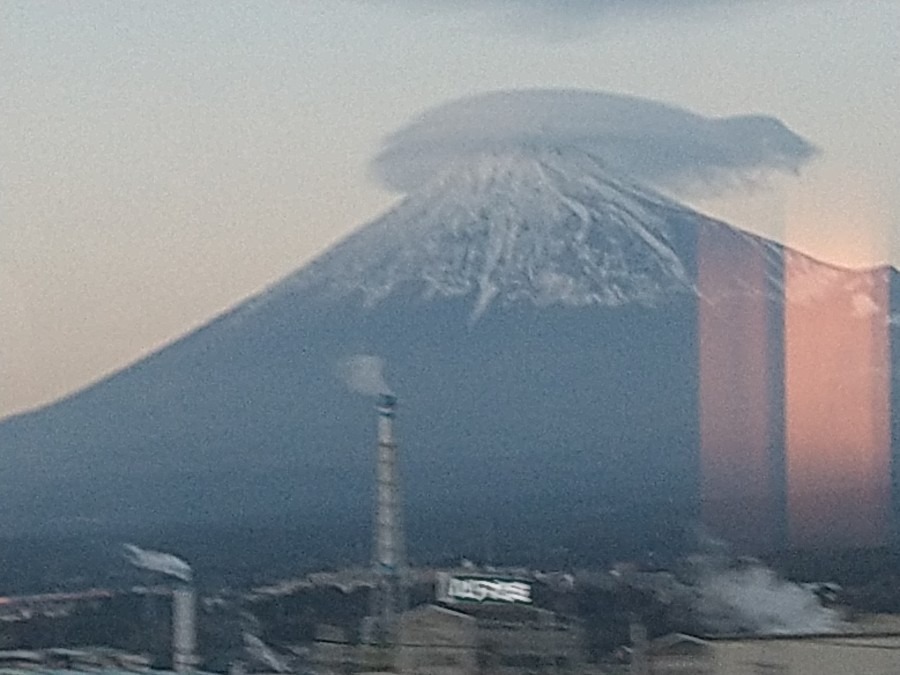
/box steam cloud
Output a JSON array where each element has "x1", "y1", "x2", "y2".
[
  {"x1": 244, "y1": 633, "x2": 292, "y2": 673},
  {"x1": 372, "y1": 89, "x2": 817, "y2": 198},
  {"x1": 338, "y1": 354, "x2": 393, "y2": 397},
  {"x1": 689, "y1": 559, "x2": 842, "y2": 635},
  {"x1": 123, "y1": 544, "x2": 193, "y2": 583},
  {"x1": 656, "y1": 537, "x2": 843, "y2": 636}
]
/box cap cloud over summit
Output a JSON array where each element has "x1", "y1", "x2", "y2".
[
  {"x1": 372, "y1": 89, "x2": 817, "y2": 198},
  {"x1": 362, "y1": 0, "x2": 774, "y2": 36},
  {"x1": 369, "y1": 0, "x2": 755, "y2": 20}
]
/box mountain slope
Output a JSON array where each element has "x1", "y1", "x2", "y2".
[
  {"x1": 0, "y1": 145, "x2": 891, "y2": 560},
  {"x1": 259, "y1": 146, "x2": 786, "y2": 316}
]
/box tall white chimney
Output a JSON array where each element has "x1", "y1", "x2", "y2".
[
  {"x1": 370, "y1": 392, "x2": 406, "y2": 641},
  {"x1": 172, "y1": 584, "x2": 197, "y2": 673}
]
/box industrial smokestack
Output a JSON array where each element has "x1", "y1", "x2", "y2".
[
  {"x1": 338, "y1": 355, "x2": 407, "y2": 644},
  {"x1": 629, "y1": 620, "x2": 649, "y2": 675},
  {"x1": 371, "y1": 390, "x2": 407, "y2": 642},
  {"x1": 375, "y1": 392, "x2": 399, "y2": 572},
  {"x1": 124, "y1": 545, "x2": 197, "y2": 672},
  {"x1": 172, "y1": 584, "x2": 197, "y2": 673}
]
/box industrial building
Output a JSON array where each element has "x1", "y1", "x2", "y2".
[
  {"x1": 644, "y1": 616, "x2": 900, "y2": 674},
  {"x1": 13, "y1": 366, "x2": 900, "y2": 675},
  {"x1": 312, "y1": 600, "x2": 587, "y2": 675},
  {"x1": 303, "y1": 385, "x2": 592, "y2": 675},
  {"x1": 0, "y1": 648, "x2": 152, "y2": 672}
]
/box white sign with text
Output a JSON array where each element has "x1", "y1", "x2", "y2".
[{"x1": 437, "y1": 574, "x2": 533, "y2": 605}]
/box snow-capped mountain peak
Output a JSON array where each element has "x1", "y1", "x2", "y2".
[{"x1": 281, "y1": 145, "x2": 704, "y2": 318}]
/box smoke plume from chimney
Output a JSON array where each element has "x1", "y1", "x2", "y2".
[
  {"x1": 123, "y1": 544, "x2": 193, "y2": 583},
  {"x1": 338, "y1": 354, "x2": 393, "y2": 397}
]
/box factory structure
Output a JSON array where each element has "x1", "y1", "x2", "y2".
[
  {"x1": 307, "y1": 364, "x2": 900, "y2": 675},
  {"x1": 636, "y1": 617, "x2": 900, "y2": 675},
  {"x1": 364, "y1": 391, "x2": 407, "y2": 646},
  {"x1": 0, "y1": 580, "x2": 199, "y2": 674},
  {"x1": 171, "y1": 584, "x2": 198, "y2": 673},
  {"x1": 123, "y1": 544, "x2": 198, "y2": 674},
  {"x1": 313, "y1": 593, "x2": 586, "y2": 675},
  {"x1": 307, "y1": 378, "x2": 591, "y2": 674},
  {"x1": 10, "y1": 364, "x2": 900, "y2": 675}
]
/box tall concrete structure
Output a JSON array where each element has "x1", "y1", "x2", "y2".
[
  {"x1": 172, "y1": 584, "x2": 197, "y2": 673},
  {"x1": 123, "y1": 544, "x2": 197, "y2": 671},
  {"x1": 369, "y1": 392, "x2": 407, "y2": 643}
]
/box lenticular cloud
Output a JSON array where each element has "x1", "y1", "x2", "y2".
[{"x1": 372, "y1": 89, "x2": 817, "y2": 197}]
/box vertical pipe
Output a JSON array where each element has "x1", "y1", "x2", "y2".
[
  {"x1": 629, "y1": 620, "x2": 649, "y2": 675},
  {"x1": 372, "y1": 392, "x2": 406, "y2": 643},
  {"x1": 172, "y1": 585, "x2": 197, "y2": 673},
  {"x1": 376, "y1": 393, "x2": 398, "y2": 575}
]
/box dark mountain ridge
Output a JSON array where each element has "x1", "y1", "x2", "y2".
[{"x1": 1, "y1": 146, "x2": 895, "y2": 562}]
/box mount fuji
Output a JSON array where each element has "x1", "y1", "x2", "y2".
[{"x1": 1, "y1": 143, "x2": 895, "y2": 561}]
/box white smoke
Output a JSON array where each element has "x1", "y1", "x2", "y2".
[
  {"x1": 243, "y1": 633, "x2": 292, "y2": 673},
  {"x1": 658, "y1": 540, "x2": 843, "y2": 636},
  {"x1": 337, "y1": 354, "x2": 393, "y2": 397},
  {"x1": 372, "y1": 89, "x2": 817, "y2": 198},
  {"x1": 123, "y1": 544, "x2": 193, "y2": 583},
  {"x1": 689, "y1": 559, "x2": 843, "y2": 635}
]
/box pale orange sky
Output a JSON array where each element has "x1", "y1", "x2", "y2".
[{"x1": 1, "y1": 0, "x2": 898, "y2": 418}]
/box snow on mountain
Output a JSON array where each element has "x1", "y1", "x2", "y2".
[
  {"x1": 253, "y1": 145, "x2": 786, "y2": 321},
  {"x1": 0, "y1": 137, "x2": 894, "y2": 554},
  {"x1": 784, "y1": 249, "x2": 889, "y2": 315}
]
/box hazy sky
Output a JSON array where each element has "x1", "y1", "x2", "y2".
[{"x1": 2, "y1": 0, "x2": 899, "y2": 417}]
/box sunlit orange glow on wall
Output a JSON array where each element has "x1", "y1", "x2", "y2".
[
  {"x1": 783, "y1": 165, "x2": 892, "y2": 549},
  {"x1": 785, "y1": 260, "x2": 890, "y2": 548},
  {"x1": 697, "y1": 164, "x2": 893, "y2": 551},
  {"x1": 699, "y1": 225, "x2": 779, "y2": 550}
]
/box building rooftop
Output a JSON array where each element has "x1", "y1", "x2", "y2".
[{"x1": 695, "y1": 613, "x2": 900, "y2": 642}]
